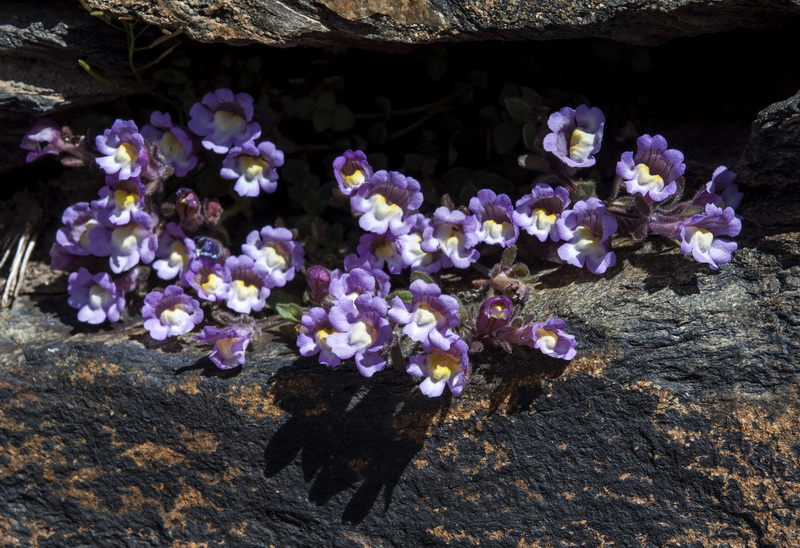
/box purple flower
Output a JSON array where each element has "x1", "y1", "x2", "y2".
[
  {"x1": 140, "y1": 111, "x2": 198, "y2": 177},
  {"x1": 556, "y1": 198, "x2": 618, "y2": 275},
  {"x1": 692, "y1": 166, "x2": 743, "y2": 210},
  {"x1": 241, "y1": 225, "x2": 304, "y2": 287},
  {"x1": 21, "y1": 120, "x2": 94, "y2": 166},
  {"x1": 329, "y1": 267, "x2": 382, "y2": 305},
  {"x1": 188, "y1": 89, "x2": 261, "y2": 154},
  {"x1": 407, "y1": 338, "x2": 470, "y2": 398},
  {"x1": 55, "y1": 202, "x2": 113, "y2": 258},
  {"x1": 142, "y1": 285, "x2": 204, "y2": 341},
  {"x1": 154, "y1": 223, "x2": 195, "y2": 281},
  {"x1": 95, "y1": 178, "x2": 146, "y2": 226},
  {"x1": 95, "y1": 120, "x2": 149, "y2": 180},
  {"x1": 297, "y1": 307, "x2": 342, "y2": 367},
  {"x1": 355, "y1": 232, "x2": 404, "y2": 275},
  {"x1": 350, "y1": 170, "x2": 423, "y2": 235},
  {"x1": 521, "y1": 318, "x2": 577, "y2": 360},
  {"x1": 108, "y1": 211, "x2": 157, "y2": 274},
  {"x1": 333, "y1": 149, "x2": 373, "y2": 196},
  {"x1": 397, "y1": 214, "x2": 444, "y2": 273},
  {"x1": 543, "y1": 105, "x2": 605, "y2": 169},
  {"x1": 225, "y1": 255, "x2": 272, "y2": 313},
  {"x1": 327, "y1": 294, "x2": 392, "y2": 377},
  {"x1": 195, "y1": 326, "x2": 253, "y2": 369},
  {"x1": 616, "y1": 134, "x2": 685, "y2": 202},
  {"x1": 388, "y1": 279, "x2": 460, "y2": 350},
  {"x1": 677, "y1": 204, "x2": 741, "y2": 270},
  {"x1": 469, "y1": 189, "x2": 519, "y2": 247},
  {"x1": 185, "y1": 258, "x2": 232, "y2": 302},
  {"x1": 421, "y1": 207, "x2": 480, "y2": 269},
  {"x1": 220, "y1": 140, "x2": 284, "y2": 197},
  {"x1": 340, "y1": 257, "x2": 392, "y2": 298},
  {"x1": 475, "y1": 296, "x2": 514, "y2": 339},
  {"x1": 513, "y1": 184, "x2": 571, "y2": 242},
  {"x1": 67, "y1": 268, "x2": 126, "y2": 324}
]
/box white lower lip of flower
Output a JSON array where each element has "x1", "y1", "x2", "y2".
[
  {"x1": 232, "y1": 279, "x2": 258, "y2": 303},
  {"x1": 114, "y1": 190, "x2": 138, "y2": 211},
  {"x1": 316, "y1": 328, "x2": 335, "y2": 352},
  {"x1": 428, "y1": 351, "x2": 458, "y2": 382},
  {"x1": 161, "y1": 132, "x2": 182, "y2": 157},
  {"x1": 216, "y1": 338, "x2": 237, "y2": 359},
  {"x1": 88, "y1": 285, "x2": 111, "y2": 309},
  {"x1": 214, "y1": 110, "x2": 245, "y2": 133},
  {"x1": 569, "y1": 128, "x2": 595, "y2": 163},
  {"x1": 114, "y1": 142, "x2": 138, "y2": 164},
  {"x1": 536, "y1": 328, "x2": 558, "y2": 351},
  {"x1": 534, "y1": 208, "x2": 557, "y2": 231},
  {"x1": 260, "y1": 245, "x2": 287, "y2": 269},
  {"x1": 349, "y1": 321, "x2": 376, "y2": 349},
  {"x1": 202, "y1": 273, "x2": 223, "y2": 294},
  {"x1": 573, "y1": 226, "x2": 601, "y2": 253},
  {"x1": 634, "y1": 163, "x2": 665, "y2": 191},
  {"x1": 686, "y1": 227, "x2": 714, "y2": 253},
  {"x1": 169, "y1": 242, "x2": 188, "y2": 267},
  {"x1": 483, "y1": 219, "x2": 510, "y2": 241},
  {"x1": 413, "y1": 306, "x2": 438, "y2": 327},
  {"x1": 112, "y1": 225, "x2": 142, "y2": 253},
  {"x1": 343, "y1": 169, "x2": 365, "y2": 188},
  {"x1": 370, "y1": 194, "x2": 403, "y2": 222},
  {"x1": 161, "y1": 306, "x2": 190, "y2": 327},
  {"x1": 78, "y1": 220, "x2": 100, "y2": 247}
]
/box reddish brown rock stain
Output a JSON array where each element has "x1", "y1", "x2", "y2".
[
  {"x1": 315, "y1": 0, "x2": 443, "y2": 25},
  {"x1": 427, "y1": 525, "x2": 482, "y2": 544},
  {"x1": 121, "y1": 441, "x2": 188, "y2": 467}
]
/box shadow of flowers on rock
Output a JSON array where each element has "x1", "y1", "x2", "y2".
[{"x1": 263, "y1": 360, "x2": 449, "y2": 524}]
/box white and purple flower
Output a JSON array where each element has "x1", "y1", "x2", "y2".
[
  {"x1": 141, "y1": 111, "x2": 198, "y2": 177},
  {"x1": 616, "y1": 134, "x2": 685, "y2": 202},
  {"x1": 521, "y1": 318, "x2": 577, "y2": 360},
  {"x1": 397, "y1": 214, "x2": 444, "y2": 273},
  {"x1": 195, "y1": 326, "x2": 253, "y2": 369},
  {"x1": 469, "y1": 189, "x2": 518, "y2": 247},
  {"x1": 543, "y1": 105, "x2": 605, "y2": 169},
  {"x1": 241, "y1": 225, "x2": 303, "y2": 287},
  {"x1": 388, "y1": 279, "x2": 460, "y2": 350},
  {"x1": 297, "y1": 307, "x2": 342, "y2": 367},
  {"x1": 355, "y1": 232, "x2": 404, "y2": 275},
  {"x1": 326, "y1": 294, "x2": 392, "y2": 377},
  {"x1": 188, "y1": 88, "x2": 261, "y2": 154},
  {"x1": 556, "y1": 197, "x2": 618, "y2": 275},
  {"x1": 95, "y1": 178, "x2": 146, "y2": 226},
  {"x1": 142, "y1": 285, "x2": 204, "y2": 340},
  {"x1": 95, "y1": 119, "x2": 149, "y2": 180},
  {"x1": 421, "y1": 207, "x2": 480, "y2": 269},
  {"x1": 185, "y1": 258, "x2": 232, "y2": 302},
  {"x1": 220, "y1": 140, "x2": 284, "y2": 197},
  {"x1": 692, "y1": 166, "x2": 743, "y2": 210},
  {"x1": 108, "y1": 210, "x2": 157, "y2": 274},
  {"x1": 333, "y1": 149, "x2": 373, "y2": 196},
  {"x1": 55, "y1": 202, "x2": 113, "y2": 259},
  {"x1": 350, "y1": 170, "x2": 423, "y2": 236},
  {"x1": 676, "y1": 203, "x2": 741, "y2": 270},
  {"x1": 224, "y1": 255, "x2": 272, "y2": 314},
  {"x1": 153, "y1": 222, "x2": 195, "y2": 281},
  {"x1": 513, "y1": 184, "x2": 571, "y2": 242},
  {"x1": 474, "y1": 296, "x2": 514, "y2": 339},
  {"x1": 67, "y1": 268, "x2": 126, "y2": 324},
  {"x1": 407, "y1": 338, "x2": 470, "y2": 398}
]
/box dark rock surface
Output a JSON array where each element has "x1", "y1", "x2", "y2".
[{"x1": 84, "y1": 0, "x2": 800, "y2": 48}]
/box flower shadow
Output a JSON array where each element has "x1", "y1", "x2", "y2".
[{"x1": 263, "y1": 360, "x2": 449, "y2": 524}]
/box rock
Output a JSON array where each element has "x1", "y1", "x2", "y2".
[{"x1": 84, "y1": 0, "x2": 800, "y2": 48}]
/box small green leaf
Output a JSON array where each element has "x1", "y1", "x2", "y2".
[
  {"x1": 493, "y1": 121, "x2": 521, "y2": 154},
  {"x1": 275, "y1": 302, "x2": 304, "y2": 324},
  {"x1": 410, "y1": 271, "x2": 435, "y2": 285},
  {"x1": 312, "y1": 109, "x2": 333, "y2": 133},
  {"x1": 501, "y1": 245, "x2": 517, "y2": 267},
  {"x1": 316, "y1": 91, "x2": 337, "y2": 111},
  {"x1": 505, "y1": 97, "x2": 532, "y2": 123},
  {"x1": 330, "y1": 104, "x2": 355, "y2": 132},
  {"x1": 388, "y1": 290, "x2": 413, "y2": 303},
  {"x1": 291, "y1": 97, "x2": 315, "y2": 120}
]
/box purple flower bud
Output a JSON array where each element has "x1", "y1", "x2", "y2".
[
  {"x1": 475, "y1": 296, "x2": 514, "y2": 338},
  {"x1": 556, "y1": 198, "x2": 618, "y2": 275},
  {"x1": 407, "y1": 338, "x2": 470, "y2": 398},
  {"x1": 306, "y1": 266, "x2": 332, "y2": 304},
  {"x1": 350, "y1": 170, "x2": 423, "y2": 236},
  {"x1": 187, "y1": 88, "x2": 261, "y2": 154},
  {"x1": 175, "y1": 188, "x2": 204, "y2": 235},
  {"x1": 297, "y1": 307, "x2": 341, "y2": 367},
  {"x1": 140, "y1": 111, "x2": 198, "y2": 177},
  {"x1": 543, "y1": 105, "x2": 605, "y2": 169},
  {"x1": 677, "y1": 204, "x2": 741, "y2": 270},
  {"x1": 67, "y1": 268, "x2": 126, "y2": 324},
  {"x1": 220, "y1": 140, "x2": 284, "y2": 197},
  {"x1": 616, "y1": 134, "x2": 685, "y2": 202},
  {"x1": 142, "y1": 285, "x2": 204, "y2": 341},
  {"x1": 241, "y1": 225, "x2": 304, "y2": 287},
  {"x1": 333, "y1": 149, "x2": 373, "y2": 196},
  {"x1": 520, "y1": 318, "x2": 577, "y2": 360},
  {"x1": 692, "y1": 166, "x2": 743, "y2": 210},
  {"x1": 388, "y1": 279, "x2": 460, "y2": 350},
  {"x1": 95, "y1": 120, "x2": 149, "y2": 181},
  {"x1": 469, "y1": 189, "x2": 519, "y2": 247},
  {"x1": 195, "y1": 326, "x2": 253, "y2": 369},
  {"x1": 513, "y1": 184, "x2": 571, "y2": 242}
]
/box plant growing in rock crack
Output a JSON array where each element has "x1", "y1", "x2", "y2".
[{"x1": 24, "y1": 81, "x2": 743, "y2": 398}]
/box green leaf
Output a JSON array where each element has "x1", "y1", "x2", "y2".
[
  {"x1": 410, "y1": 271, "x2": 435, "y2": 285},
  {"x1": 493, "y1": 121, "x2": 521, "y2": 154},
  {"x1": 316, "y1": 91, "x2": 337, "y2": 111},
  {"x1": 505, "y1": 97, "x2": 532, "y2": 123},
  {"x1": 388, "y1": 290, "x2": 413, "y2": 303},
  {"x1": 291, "y1": 97, "x2": 315, "y2": 120},
  {"x1": 330, "y1": 104, "x2": 356, "y2": 132},
  {"x1": 275, "y1": 302, "x2": 303, "y2": 323},
  {"x1": 312, "y1": 109, "x2": 333, "y2": 133},
  {"x1": 501, "y1": 245, "x2": 517, "y2": 268}
]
